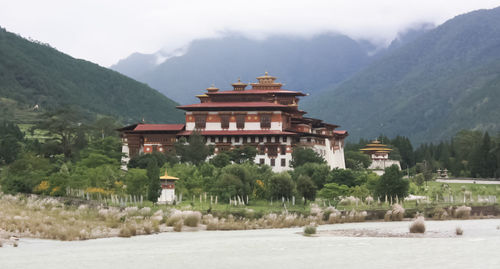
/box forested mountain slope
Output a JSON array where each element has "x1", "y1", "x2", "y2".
[
  {"x1": 0, "y1": 27, "x2": 183, "y2": 124},
  {"x1": 303, "y1": 7, "x2": 500, "y2": 143}
]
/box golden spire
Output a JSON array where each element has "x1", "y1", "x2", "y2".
[{"x1": 160, "y1": 169, "x2": 179, "y2": 180}]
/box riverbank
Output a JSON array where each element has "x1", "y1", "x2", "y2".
[
  {"x1": 1, "y1": 193, "x2": 499, "y2": 246},
  {"x1": 2, "y1": 219, "x2": 500, "y2": 269}
]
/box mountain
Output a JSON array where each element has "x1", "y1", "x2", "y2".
[
  {"x1": 0, "y1": 27, "x2": 183, "y2": 124},
  {"x1": 303, "y1": 7, "x2": 500, "y2": 143},
  {"x1": 112, "y1": 34, "x2": 376, "y2": 104}
]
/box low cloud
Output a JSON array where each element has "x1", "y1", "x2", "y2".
[{"x1": 1, "y1": 0, "x2": 498, "y2": 66}]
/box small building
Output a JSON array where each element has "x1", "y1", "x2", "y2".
[
  {"x1": 119, "y1": 72, "x2": 348, "y2": 172},
  {"x1": 159, "y1": 170, "x2": 179, "y2": 204},
  {"x1": 360, "y1": 140, "x2": 401, "y2": 175}
]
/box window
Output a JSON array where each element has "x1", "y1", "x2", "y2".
[
  {"x1": 270, "y1": 159, "x2": 275, "y2": 166},
  {"x1": 210, "y1": 137, "x2": 215, "y2": 143},
  {"x1": 259, "y1": 136, "x2": 264, "y2": 143},
  {"x1": 218, "y1": 136, "x2": 223, "y2": 143},
  {"x1": 280, "y1": 145, "x2": 287, "y2": 155},
  {"x1": 268, "y1": 146, "x2": 278, "y2": 157},
  {"x1": 250, "y1": 136, "x2": 255, "y2": 143},
  {"x1": 259, "y1": 145, "x2": 266, "y2": 155},
  {"x1": 235, "y1": 136, "x2": 240, "y2": 143},
  {"x1": 281, "y1": 159, "x2": 286, "y2": 167},
  {"x1": 266, "y1": 136, "x2": 272, "y2": 142},
  {"x1": 259, "y1": 158, "x2": 265, "y2": 165},
  {"x1": 236, "y1": 114, "x2": 245, "y2": 129},
  {"x1": 283, "y1": 136, "x2": 287, "y2": 142},
  {"x1": 220, "y1": 114, "x2": 230, "y2": 129},
  {"x1": 194, "y1": 114, "x2": 207, "y2": 129},
  {"x1": 260, "y1": 114, "x2": 271, "y2": 128}
]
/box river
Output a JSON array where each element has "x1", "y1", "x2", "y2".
[{"x1": 1, "y1": 219, "x2": 499, "y2": 269}]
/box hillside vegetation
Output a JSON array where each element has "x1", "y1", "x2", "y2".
[
  {"x1": 0, "y1": 27, "x2": 183, "y2": 124},
  {"x1": 304, "y1": 7, "x2": 500, "y2": 143}
]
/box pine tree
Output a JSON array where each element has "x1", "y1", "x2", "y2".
[{"x1": 146, "y1": 159, "x2": 161, "y2": 202}]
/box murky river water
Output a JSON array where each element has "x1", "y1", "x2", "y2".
[{"x1": 1, "y1": 219, "x2": 499, "y2": 269}]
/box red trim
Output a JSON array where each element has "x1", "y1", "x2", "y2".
[
  {"x1": 206, "y1": 89, "x2": 306, "y2": 96},
  {"x1": 133, "y1": 124, "x2": 185, "y2": 131},
  {"x1": 177, "y1": 130, "x2": 297, "y2": 136},
  {"x1": 177, "y1": 102, "x2": 289, "y2": 109}
]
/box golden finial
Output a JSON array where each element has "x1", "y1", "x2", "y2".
[{"x1": 265, "y1": 71, "x2": 268, "y2": 76}]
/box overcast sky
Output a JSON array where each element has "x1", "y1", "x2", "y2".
[{"x1": 1, "y1": 0, "x2": 499, "y2": 67}]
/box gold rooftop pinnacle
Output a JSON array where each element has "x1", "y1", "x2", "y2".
[
  {"x1": 232, "y1": 77, "x2": 248, "y2": 91},
  {"x1": 206, "y1": 84, "x2": 219, "y2": 93}
]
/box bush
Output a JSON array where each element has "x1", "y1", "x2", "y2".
[
  {"x1": 303, "y1": 225, "x2": 316, "y2": 235},
  {"x1": 173, "y1": 220, "x2": 183, "y2": 232},
  {"x1": 456, "y1": 226, "x2": 463, "y2": 235},
  {"x1": 184, "y1": 211, "x2": 201, "y2": 227},
  {"x1": 454, "y1": 205, "x2": 471, "y2": 219},
  {"x1": 409, "y1": 216, "x2": 426, "y2": 233},
  {"x1": 385, "y1": 204, "x2": 405, "y2": 221}
]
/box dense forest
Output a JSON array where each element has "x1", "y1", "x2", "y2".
[
  {"x1": 346, "y1": 131, "x2": 500, "y2": 178},
  {"x1": 1, "y1": 108, "x2": 498, "y2": 206}
]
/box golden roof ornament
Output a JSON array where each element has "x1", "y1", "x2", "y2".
[
  {"x1": 232, "y1": 77, "x2": 248, "y2": 91},
  {"x1": 206, "y1": 84, "x2": 219, "y2": 92},
  {"x1": 160, "y1": 169, "x2": 179, "y2": 180}
]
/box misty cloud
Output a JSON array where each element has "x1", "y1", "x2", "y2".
[{"x1": 1, "y1": 0, "x2": 498, "y2": 66}]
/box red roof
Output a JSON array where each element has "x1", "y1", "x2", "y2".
[
  {"x1": 177, "y1": 102, "x2": 289, "y2": 109},
  {"x1": 177, "y1": 130, "x2": 297, "y2": 136},
  {"x1": 207, "y1": 89, "x2": 306, "y2": 96},
  {"x1": 133, "y1": 124, "x2": 185, "y2": 132},
  {"x1": 334, "y1": 130, "x2": 348, "y2": 135}
]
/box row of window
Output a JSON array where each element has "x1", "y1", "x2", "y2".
[
  {"x1": 208, "y1": 136, "x2": 287, "y2": 143},
  {"x1": 215, "y1": 145, "x2": 287, "y2": 156},
  {"x1": 194, "y1": 114, "x2": 272, "y2": 129},
  {"x1": 259, "y1": 158, "x2": 287, "y2": 167}
]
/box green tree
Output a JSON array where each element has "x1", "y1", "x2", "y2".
[
  {"x1": 209, "y1": 152, "x2": 231, "y2": 168},
  {"x1": 268, "y1": 172, "x2": 295, "y2": 200},
  {"x1": 124, "y1": 168, "x2": 148, "y2": 197},
  {"x1": 128, "y1": 151, "x2": 167, "y2": 169},
  {"x1": 32, "y1": 108, "x2": 88, "y2": 159},
  {"x1": 0, "y1": 121, "x2": 24, "y2": 164},
  {"x1": 296, "y1": 175, "x2": 316, "y2": 204},
  {"x1": 470, "y1": 132, "x2": 497, "y2": 178},
  {"x1": 292, "y1": 162, "x2": 330, "y2": 189},
  {"x1": 374, "y1": 165, "x2": 409, "y2": 201},
  {"x1": 0, "y1": 153, "x2": 53, "y2": 194},
  {"x1": 290, "y1": 147, "x2": 325, "y2": 167},
  {"x1": 328, "y1": 168, "x2": 361, "y2": 187},
  {"x1": 146, "y1": 160, "x2": 161, "y2": 202},
  {"x1": 317, "y1": 182, "x2": 350, "y2": 200},
  {"x1": 175, "y1": 132, "x2": 213, "y2": 165},
  {"x1": 228, "y1": 146, "x2": 257, "y2": 164},
  {"x1": 345, "y1": 151, "x2": 371, "y2": 170}
]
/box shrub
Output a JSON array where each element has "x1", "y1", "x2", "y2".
[
  {"x1": 385, "y1": 204, "x2": 405, "y2": 221},
  {"x1": 456, "y1": 226, "x2": 463, "y2": 235},
  {"x1": 119, "y1": 226, "x2": 132, "y2": 237},
  {"x1": 303, "y1": 225, "x2": 316, "y2": 235},
  {"x1": 409, "y1": 217, "x2": 426, "y2": 233},
  {"x1": 454, "y1": 205, "x2": 471, "y2": 219},
  {"x1": 173, "y1": 220, "x2": 183, "y2": 232},
  {"x1": 432, "y1": 207, "x2": 448, "y2": 220},
  {"x1": 184, "y1": 211, "x2": 201, "y2": 227},
  {"x1": 166, "y1": 212, "x2": 182, "y2": 226}
]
